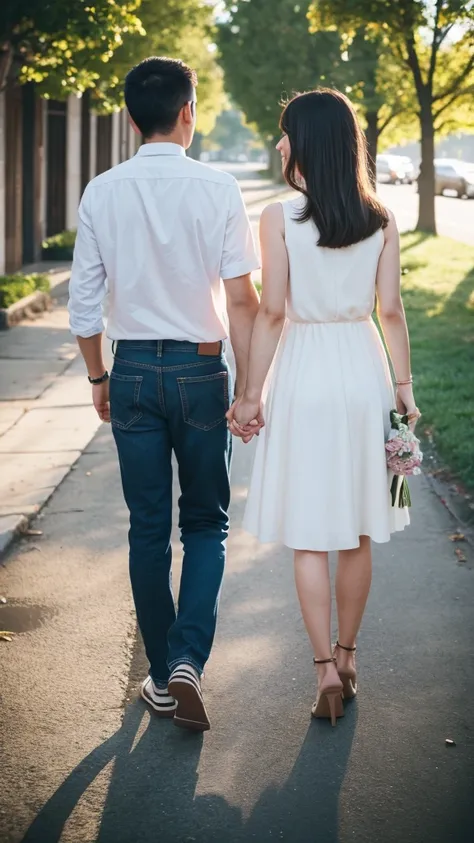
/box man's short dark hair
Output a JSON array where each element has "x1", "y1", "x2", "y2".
[{"x1": 125, "y1": 57, "x2": 197, "y2": 138}]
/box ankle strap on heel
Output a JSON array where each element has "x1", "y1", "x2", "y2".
[
  {"x1": 336, "y1": 641, "x2": 357, "y2": 652},
  {"x1": 313, "y1": 657, "x2": 337, "y2": 665}
]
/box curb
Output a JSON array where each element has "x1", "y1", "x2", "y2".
[
  {"x1": 0, "y1": 291, "x2": 53, "y2": 330},
  {"x1": 424, "y1": 472, "x2": 474, "y2": 550},
  {"x1": 0, "y1": 515, "x2": 29, "y2": 555}
]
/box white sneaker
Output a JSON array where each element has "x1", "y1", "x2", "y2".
[
  {"x1": 168, "y1": 663, "x2": 210, "y2": 732},
  {"x1": 140, "y1": 676, "x2": 177, "y2": 717}
]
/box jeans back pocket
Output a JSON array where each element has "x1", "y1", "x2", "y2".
[
  {"x1": 110, "y1": 371, "x2": 143, "y2": 430},
  {"x1": 177, "y1": 371, "x2": 229, "y2": 431}
]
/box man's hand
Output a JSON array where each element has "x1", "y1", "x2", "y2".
[
  {"x1": 92, "y1": 381, "x2": 111, "y2": 423},
  {"x1": 226, "y1": 397, "x2": 264, "y2": 444}
]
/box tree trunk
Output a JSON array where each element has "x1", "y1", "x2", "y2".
[
  {"x1": 0, "y1": 47, "x2": 14, "y2": 92},
  {"x1": 188, "y1": 131, "x2": 202, "y2": 161},
  {"x1": 365, "y1": 111, "x2": 378, "y2": 186},
  {"x1": 269, "y1": 142, "x2": 284, "y2": 183},
  {"x1": 417, "y1": 98, "x2": 437, "y2": 234}
]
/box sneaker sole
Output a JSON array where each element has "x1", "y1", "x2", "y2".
[
  {"x1": 168, "y1": 677, "x2": 211, "y2": 732},
  {"x1": 140, "y1": 683, "x2": 177, "y2": 718}
]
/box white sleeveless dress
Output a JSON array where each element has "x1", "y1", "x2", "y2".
[{"x1": 243, "y1": 197, "x2": 410, "y2": 551}]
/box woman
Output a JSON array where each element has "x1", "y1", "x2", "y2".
[{"x1": 227, "y1": 90, "x2": 419, "y2": 726}]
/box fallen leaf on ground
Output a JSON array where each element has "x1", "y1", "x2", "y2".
[
  {"x1": 455, "y1": 548, "x2": 467, "y2": 562},
  {"x1": 449, "y1": 533, "x2": 465, "y2": 542},
  {"x1": 0, "y1": 631, "x2": 15, "y2": 642}
]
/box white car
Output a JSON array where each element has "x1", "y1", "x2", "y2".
[
  {"x1": 376, "y1": 154, "x2": 415, "y2": 185},
  {"x1": 433, "y1": 159, "x2": 474, "y2": 198}
]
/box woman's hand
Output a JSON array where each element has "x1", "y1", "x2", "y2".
[
  {"x1": 396, "y1": 384, "x2": 420, "y2": 431},
  {"x1": 226, "y1": 396, "x2": 265, "y2": 443}
]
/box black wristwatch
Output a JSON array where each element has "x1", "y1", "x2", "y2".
[{"x1": 88, "y1": 371, "x2": 109, "y2": 385}]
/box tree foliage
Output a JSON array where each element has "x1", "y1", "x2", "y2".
[
  {"x1": 95, "y1": 0, "x2": 225, "y2": 133},
  {"x1": 309, "y1": 1, "x2": 474, "y2": 232},
  {"x1": 0, "y1": 0, "x2": 225, "y2": 135},
  {"x1": 0, "y1": 0, "x2": 144, "y2": 92},
  {"x1": 217, "y1": 0, "x2": 343, "y2": 143},
  {"x1": 205, "y1": 108, "x2": 256, "y2": 152}
]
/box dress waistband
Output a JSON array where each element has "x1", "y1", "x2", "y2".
[{"x1": 288, "y1": 316, "x2": 372, "y2": 325}]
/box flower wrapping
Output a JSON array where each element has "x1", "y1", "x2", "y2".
[{"x1": 386, "y1": 410, "x2": 423, "y2": 508}]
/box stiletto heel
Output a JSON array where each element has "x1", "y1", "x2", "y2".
[
  {"x1": 334, "y1": 642, "x2": 357, "y2": 699},
  {"x1": 326, "y1": 692, "x2": 341, "y2": 727},
  {"x1": 311, "y1": 657, "x2": 344, "y2": 726}
]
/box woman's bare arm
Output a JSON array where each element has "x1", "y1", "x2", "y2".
[
  {"x1": 376, "y1": 211, "x2": 418, "y2": 417},
  {"x1": 229, "y1": 202, "x2": 288, "y2": 428}
]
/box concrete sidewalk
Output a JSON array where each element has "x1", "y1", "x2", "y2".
[{"x1": 0, "y1": 277, "x2": 111, "y2": 552}]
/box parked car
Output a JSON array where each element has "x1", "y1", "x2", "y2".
[
  {"x1": 376, "y1": 154, "x2": 415, "y2": 185},
  {"x1": 432, "y1": 159, "x2": 474, "y2": 198}
]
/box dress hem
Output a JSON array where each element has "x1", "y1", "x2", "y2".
[{"x1": 242, "y1": 521, "x2": 410, "y2": 553}]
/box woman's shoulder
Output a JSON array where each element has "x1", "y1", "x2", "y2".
[
  {"x1": 381, "y1": 207, "x2": 398, "y2": 243},
  {"x1": 260, "y1": 201, "x2": 285, "y2": 233},
  {"x1": 261, "y1": 195, "x2": 304, "y2": 228}
]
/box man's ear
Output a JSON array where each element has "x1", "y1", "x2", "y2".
[{"x1": 182, "y1": 101, "x2": 195, "y2": 125}]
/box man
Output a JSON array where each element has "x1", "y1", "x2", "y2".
[{"x1": 68, "y1": 57, "x2": 260, "y2": 732}]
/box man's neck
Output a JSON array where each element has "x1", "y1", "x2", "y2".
[{"x1": 145, "y1": 132, "x2": 185, "y2": 148}]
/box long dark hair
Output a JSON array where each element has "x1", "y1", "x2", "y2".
[{"x1": 280, "y1": 89, "x2": 388, "y2": 248}]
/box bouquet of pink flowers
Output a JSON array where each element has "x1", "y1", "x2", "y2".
[{"x1": 385, "y1": 410, "x2": 423, "y2": 508}]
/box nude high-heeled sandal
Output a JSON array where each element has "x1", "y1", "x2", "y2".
[
  {"x1": 311, "y1": 657, "x2": 344, "y2": 727},
  {"x1": 334, "y1": 642, "x2": 357, "y2": 699}
]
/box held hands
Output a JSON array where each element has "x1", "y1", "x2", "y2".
[
  {"x1": 92, "y1": 381, "x2": 111, "y2": 423},
  {"x1": 226, "y1": 395, "x2": 265, "y2": 444}
]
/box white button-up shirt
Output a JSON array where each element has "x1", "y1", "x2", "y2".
[{"x1": 68, "y1": 143, "x2": 259, "y2": 341}]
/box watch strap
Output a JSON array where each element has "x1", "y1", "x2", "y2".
[{"x1": 88, "y1": 371, "x2": 109, "y2": 385}]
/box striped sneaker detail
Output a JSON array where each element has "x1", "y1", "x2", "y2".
[
  {"x1": 170, "y1": 665, "x2": 202, "y2": 694},
  {"x1": 168, "y1": 663, "x2": 210, "y2": 732},
  {"x1": 140, "y1": 676, "x2": 177, "y2": 717}
]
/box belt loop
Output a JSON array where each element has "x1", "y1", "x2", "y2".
[
  {"x1": 156, "y1": 340, "x2": 163, "y2": 358},
  {"x1": 111, "y1": 340, "x2": 116, "y2": 356}
]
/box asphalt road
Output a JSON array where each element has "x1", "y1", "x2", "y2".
[
  {"x1": 216, "y1": 161, "x2": 474, "y2": 246},
  {"x1": 1, "y1": 176, "x2": 474, "y2": 843},
  {"x1": 377, "y1": 183, "x2": 474, "y2": 245},
  {"x1": 1, "y1": 427, "x2": 474, "y2": 843}
]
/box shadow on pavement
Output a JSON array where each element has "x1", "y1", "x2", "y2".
[
  {"x1": 244, "y1": 704, "x2": 357, "y2": 843},
  {"x1": 20, "y1": 691, "x2": 356, "y2": 843},
  {"x1": 20, "y1": 603, "x2": 356, "y2": 843}
]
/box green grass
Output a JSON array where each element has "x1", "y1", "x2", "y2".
[
  {"x1": 0, "y1": 273, "x2": 51, "y2": 308},
  {"x1": 400, "y1": 232, "x2": 474, "y2": 492}
]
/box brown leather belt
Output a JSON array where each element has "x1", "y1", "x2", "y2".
[{"x1": 197, "y1": 341, "x2": 223, "y2": 356}]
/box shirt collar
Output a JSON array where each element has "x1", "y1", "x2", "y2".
[{"x1": 137, "y1": 142, "x2": 186, "y2": 158}]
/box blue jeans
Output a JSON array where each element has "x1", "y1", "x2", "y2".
[{"x1": 110, "y1": 340, "x2": 232, "y2": 687}]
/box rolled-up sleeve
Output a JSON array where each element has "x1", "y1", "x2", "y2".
[
  {"x1": 68, "y1": 186, "x2": 107, "y2": 338},
  {"x1": 220, "y1": 182, "x2": 260, "y2": 280}
]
